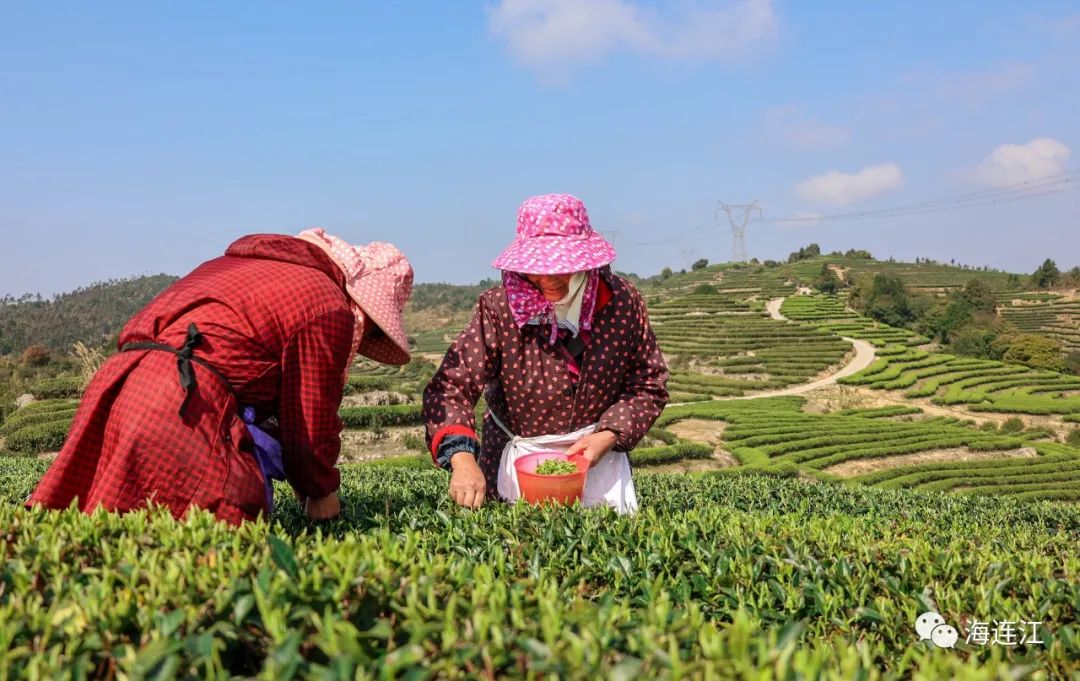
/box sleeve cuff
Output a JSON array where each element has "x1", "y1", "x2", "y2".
[
  {"x1": 435, "y1": 435, "x2": 480, "y2": 471},
  {"x1": 431, "y1": 425, "x2": 478, "y2": 458}
]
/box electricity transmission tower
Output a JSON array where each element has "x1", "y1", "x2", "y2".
[{"x1": 717, "y1": 201, "x2": 762, "y2": 263}]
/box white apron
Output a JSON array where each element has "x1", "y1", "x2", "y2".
[{"x1": 490, "y1": 411, "x2": 638, "y2": 514}]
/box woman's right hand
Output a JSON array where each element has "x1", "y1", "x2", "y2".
[
  {"x1": 305, "y1": 492, "x2": 340, "y2": 520},
  {"x1": 449, "y1": 452, "x2": 486, "y2": 509}
]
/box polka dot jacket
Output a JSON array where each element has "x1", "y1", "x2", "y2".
[{"x1": 422, "y1": 267, "x2": 670, "y2": 497}]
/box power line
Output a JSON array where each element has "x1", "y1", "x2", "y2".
[
  {"x1": 775, "y1": 182, "x2": 1075, "y2": 224},
  {"x1": 767, "y1": 171, "x2": 1078, "y2": 224},
  {"x1": 633, "y1": 220, "x2": 719, "y2": 245},
  {"x1": 788, "y1": 171, "x2": 1077, "y2": 221}
]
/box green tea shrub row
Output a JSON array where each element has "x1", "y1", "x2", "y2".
[
  {"x1": 28, "y1": 376, "x2": 83, "y2": 400},
  {"x1": 850, "y1": 452, "x2": 1078, "y2": 487},
  {"x1": 666, "y1": 391, "x2": 713, "y2": 403},
  {"x1": 338, "y1": 404, "x2": 423, "y2": 429},
  {"x1": 14, "y1": 398, "x2": 79, "y2": 414},
  {"x1": 833, "y1": 405, "x2": 923, "y2": 418},
  {"x1": 0, "y1": 404, "x2": 77, "y2": 437},
  {"x1": 629, "y1": 443, "x2": 712, "y2": 466},
  {"x1": 645, "y1": 427, "x2": 677, "y2": 445},
  {"x1": 344, "y1": 375, "x2": 392, "y2": 393},
  {"x1": 5, "y1": 417, "x2": 72, "y2": 453}
]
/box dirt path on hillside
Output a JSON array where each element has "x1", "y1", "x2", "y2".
[
  {"x1": 763, "y1": 298, "x2": 785, "y2": 321},
  {"x1": 729, "y1": 298, "x2": 876, "y2": 400}
]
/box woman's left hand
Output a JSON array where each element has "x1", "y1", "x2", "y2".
[{"x1": 566, "y1": 430, "x2": 618, "y2": 467}]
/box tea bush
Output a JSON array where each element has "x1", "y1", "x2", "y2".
[
  {"x1": 1000, "y1": 417, "x2": 1026, "y2": 434},
  {"x1": 1, "y1": 460, "x2": 1077, "y2": 678}
]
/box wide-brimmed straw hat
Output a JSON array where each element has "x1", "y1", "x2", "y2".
[
  {"x1": 491, "y1": 194, "x2": 615, "y2": 275},
  {"x1": 297, "y1": 229, "x2": 414, "y2": 365}
]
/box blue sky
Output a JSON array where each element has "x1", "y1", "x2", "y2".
[{"x1": 2, "y1": 1, "x2": 1078, "y2": 296}]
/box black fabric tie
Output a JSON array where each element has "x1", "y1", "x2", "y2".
[
  {"x1": 121, "y1": 323, "x2": 231, "y2": 416},
  {"x1": 174, "y1": 323, "x2": 201, "y2": 415}
]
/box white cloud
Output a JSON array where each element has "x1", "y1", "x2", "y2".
[
  {"x1": 795, "y1": 163, "x2": 904, "y2": 206},
  {"x1": 488, "y1": 0, "x2": 776, "y2": 76},
  {"x1": 763, "y1": 105, "x2": 850, "y2": 151},
  {"x1": 974, "y1": 138, "x2": 1071, "y2": 188}
]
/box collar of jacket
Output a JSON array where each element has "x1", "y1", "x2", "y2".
[{"x1": 224, "y1": 234, "x2": 348, "y2": 292}]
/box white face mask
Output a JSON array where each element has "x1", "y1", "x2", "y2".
[{"x1": 551, "y1": 272, "x2": 588, "y2": 335}]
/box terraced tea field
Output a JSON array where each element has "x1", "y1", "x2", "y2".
[
  {"x1": 649, "y1": 293, "x2": 853, "y2": 401},
  {"x1": 659, "y1": 396, "x2": 1080, "y2": 502},
  {"x1": 1000, "y1": 295, "x2": 1080, "y2": 354},
  {"x1": 641, "y1": 290, "x2": 1080, "y2": 503},
  {"x1": 780, "y1": 295, "x2": 930, "y2": 346},
  {"x1": 838, "y1": 345, "x2": 1080, "y2": 417},
  {"x1": 786, "y1": 257, "x2": 1019, "y2": 293},
  {"x1": 638, "y1": 263, "x2": 795, "y2": 301}
]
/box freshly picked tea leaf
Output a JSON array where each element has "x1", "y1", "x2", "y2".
[{"x1": 534, "y1": 459, "x2": 578, "y2": 476}]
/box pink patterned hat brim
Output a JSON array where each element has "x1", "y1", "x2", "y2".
[
  {"x1": 491, "y1": 233, "x2": 615, "y2": 274},
  {"x1": 351, "y1": 258, "x2": 413, "y2": 366}
]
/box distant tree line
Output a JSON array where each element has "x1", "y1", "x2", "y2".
[{"x1": 786, "y1": 244, "x2": 873, "y2": 264}]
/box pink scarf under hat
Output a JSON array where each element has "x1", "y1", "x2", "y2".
[{"x1": 502, "y1": 269, "x2": 600, "y2": 345}]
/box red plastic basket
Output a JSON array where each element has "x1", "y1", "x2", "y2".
[{"x1": 514, "y1": 450, "x2": 588, "y2": 505}]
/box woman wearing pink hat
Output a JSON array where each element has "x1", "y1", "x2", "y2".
[
  {"x1": 423, "y1": 194, "x2": 669, "y2": 512},
  {"x1": 30, "y1": 229, "x2": 413, "y2": 524}
]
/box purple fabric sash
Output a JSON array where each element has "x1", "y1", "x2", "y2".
[{"x1": 240, "y1": 406, "x2": 286, "y2": 513}]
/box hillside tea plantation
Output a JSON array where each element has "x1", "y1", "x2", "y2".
[{"x1": 1, "y1": 457, "x2": 1078, "y2": 679}]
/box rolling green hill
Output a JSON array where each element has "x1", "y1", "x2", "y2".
[{"x1": 0, "y1": 275, "x2": 179, "y2": 354}]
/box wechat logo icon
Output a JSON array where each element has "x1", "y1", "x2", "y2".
[{"x1": 916, "y1": 611, "x2": 958, "y2": 649}]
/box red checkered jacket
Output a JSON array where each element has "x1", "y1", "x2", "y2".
[{"x1": 29, "y1": 234, "x2": 355, "y2": 524}]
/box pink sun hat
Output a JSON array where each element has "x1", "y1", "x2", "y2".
[
  {"x1": 491, "y1": 194, "x2": 616, "y2": 274},
  {"x1": 297, "y1": 229, "x2": 414, "y2": 366}
]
